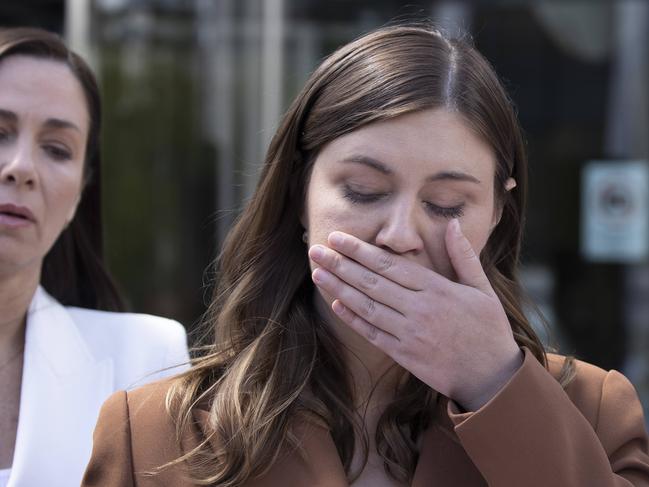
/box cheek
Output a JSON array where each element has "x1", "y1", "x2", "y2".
[
  {"x1": 462, "y1": 213, "x2": 495, "y2": 256},
  {"x1": 306, "y1": 199, "x2": 376, "y2": 247},
  {"x1": 304, "y1": 175, "x2": 376, "y2": 246},
  {"x1": 467, "y1": 232, "x2": 489, "y2": 258},
  {"x1": 43, "y1": 168, "x2": 83, "y2": 232}
]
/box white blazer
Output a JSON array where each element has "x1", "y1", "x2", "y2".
[{"x1": 7, "y1": 287, "x2": 190, "y2": 487}]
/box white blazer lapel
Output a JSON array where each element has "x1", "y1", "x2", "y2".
[{"x1": 9, "y1": 287, "x2": 114, "y2": 487}]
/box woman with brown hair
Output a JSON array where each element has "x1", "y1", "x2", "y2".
[
  {"x1": 84, "y1": 24, "x2": 649, "y2": 486},
  {"x1": 0, "y1": 28, "x2": 189, "y2": 487}
]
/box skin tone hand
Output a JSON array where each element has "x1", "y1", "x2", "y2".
[{"x1": 309, "y1": 218, "x2": 524, "y2": 412}]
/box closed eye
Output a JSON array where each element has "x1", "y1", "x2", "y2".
[
  {"x1": 42, "y1": 144, "x2": 73, "y2": 161},
  {"x1": 343, "y1": 185, "x2": 388, "y2": 204},
  {"x1": 0, "y1": 129, "x2": 15, "y2": 144},
  {"x1": 424, "y1": 202, "x2": 465, "y2": 219}
]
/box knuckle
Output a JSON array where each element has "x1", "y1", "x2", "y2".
[
  {"x1": 332, "y1": 253, "x2": 343, "y2": 270},
  {"x1": 360, "y1": 271, "x2": 378, "y2": 290},
  {"x1": 365, "y1": 324, "x2": 378, "y2": 341},
  {"x1": 363, "y1": 298, "x2": 376, "y2": 318},
  {"x1": 377, "y1": 252, "x2": 395, "y2": 272}
]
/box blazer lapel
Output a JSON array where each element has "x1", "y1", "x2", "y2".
[
  {"x1": 187, "y1": 396, "x2": 488, "y2": 487},
  {"x1": 9, "y1": 287, "x2": 114, "y2": 487},
  {"x1": 250, "y1": 421, "x2": 348, "y2": 487},
  {"x1": 192, "y1": 410, "x2": 348, "y2": 487}
]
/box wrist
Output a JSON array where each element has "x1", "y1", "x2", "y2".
[{"x1": 455, "y1": 347, "x2": 524, "y2": 412}]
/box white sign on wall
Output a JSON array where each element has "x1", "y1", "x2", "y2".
[{"x1": 581, "y1": 160, "x2": 649, "y2": 263}]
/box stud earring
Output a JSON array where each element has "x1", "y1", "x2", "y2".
[{"x1": 302, "y1": 231, "x2": 309, "y2": 244}]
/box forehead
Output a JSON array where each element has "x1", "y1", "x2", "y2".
[
  {"x1": 0, "y1": 55, "x2": 89, "y2": 131},
  {"x1": 315, "y1": 108, "x2": 496, "y2": 181}
]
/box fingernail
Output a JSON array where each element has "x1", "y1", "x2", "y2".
[
  {"x1": 329, "y1": 232, "x2": 344, "y2": 247},
  {"x1": 332, "y1": 300, "x2": 345, "y2": 315},
  {"x1": 309, "y1": 245, "x2": 325, "y2": 260},
  {"x1": 312, "y1": 268, "x2": 327, "y2": 284}
]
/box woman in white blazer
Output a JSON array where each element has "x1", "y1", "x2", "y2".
[{"x1": 0, "y1": 28, "x2": 189, "y2": 487}]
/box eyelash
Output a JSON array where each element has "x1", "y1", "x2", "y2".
[
  {"x1": 43, "y1": 144, "x2": 72, "y2": 161},
  {"x1": 0, "y1": 129, "x2": 14, "y2": 143},
  {"x1": 343, "y1": 186, "x2": 465, "y2": 219},
  {"x1": 343, "y1": 186, "x2": 387, "y2": 204},
  {"x1": 424, "y1": 202, "x2": 465, "y2": 219}
]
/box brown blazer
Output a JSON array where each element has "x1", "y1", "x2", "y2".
[{"x1": 82, "y1": 349, "x2": 649, "y2": 486}]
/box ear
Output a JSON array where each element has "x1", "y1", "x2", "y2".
[
  {"x1": 504, "y1": 177, "x2": 517, "y2": 192},
  {"x1": 491, "y1": 177, "x2": 517, "y2": 230}
]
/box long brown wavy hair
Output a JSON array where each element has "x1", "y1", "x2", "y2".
[{"x1": 165, "y1": 23, "x2": 572, "y2": 485}]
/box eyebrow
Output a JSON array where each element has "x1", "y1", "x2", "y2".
[
  {"x1": 339, "y1": 154, "x2": 482, "y2": 184},
  {"x1": 43, "y1": 118, "x2": 82, "y2": 133},
  {"x1": 0, "y1": 109, "x2": 17, "y2": 123},
  {"x1": 339, "y1": 155, "x2": 392, "y2": 174},
  {"x1": 0, "y1": 108, "x2": 81, "y2": 133},
  {"x1": 426, "y1": 171, "x2": 481, "y2": 184}
]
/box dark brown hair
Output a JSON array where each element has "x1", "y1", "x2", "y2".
[
  {"x1": 0, "y1": 27, "x2": 124, "y2": 310},
  {"x1": 166, "y1": 23, "x2": 555, "y2": 485}
]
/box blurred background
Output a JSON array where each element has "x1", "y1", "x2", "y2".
[{"x1": 3, "y1": 0, "x2": 648, "y2": 420}]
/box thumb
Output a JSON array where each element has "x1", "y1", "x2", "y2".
[{"x1": 445, "y1": 218, "x2": 494, "y2": 295}]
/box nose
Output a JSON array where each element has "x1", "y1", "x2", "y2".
[
  {"x1": 0, "y1": 140, "x2": 37, "y2": 188},
  {"x1": 374, "y1": 199, "x2": 426, "y2": 255}
]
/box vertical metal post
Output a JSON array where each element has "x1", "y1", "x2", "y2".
[
  {"x1": 605, "y1": 0, "x2": 649, "y2": 160},
  {"x1": 64, "y1": 0, "x2": 95, "y2": 69},
  {"x1": 255, "y1": 0, "x2": 284, "y2": 196},
  {"x1": 242, "y1": 0, "x2": 262, "y2": 197},
  {"x1": 197, "y1": 0, "x2": 236, "y2": 246}
]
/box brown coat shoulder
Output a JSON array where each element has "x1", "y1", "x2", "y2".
[
  {"x1": 82, "y1": 350, "x2": 649, "y2": 487},
  {"x1": 82, "y1": 379, "x2": 192, "y2": 487}
]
